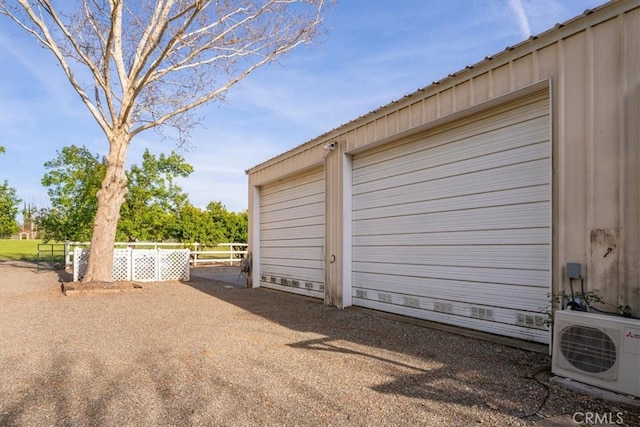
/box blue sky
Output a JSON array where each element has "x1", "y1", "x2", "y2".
[{"x1": 0, "y1": 0, "x2": 605, "y2": 213}]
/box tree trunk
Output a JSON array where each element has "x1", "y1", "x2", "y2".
[{"x1": 82, "y1": 134, "x2": 130, "y2": 283}]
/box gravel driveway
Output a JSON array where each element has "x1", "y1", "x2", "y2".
[{"x1": 1, "y1": 261, "x2": 638, "y2": 426}]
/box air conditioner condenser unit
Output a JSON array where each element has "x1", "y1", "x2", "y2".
[{"x1": 552, "y1": 310, "x2": 640, "y2": 397}]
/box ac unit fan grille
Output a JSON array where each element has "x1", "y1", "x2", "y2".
[{"x1": 559, "y1": 325, "x2": 616, "y2": 374}]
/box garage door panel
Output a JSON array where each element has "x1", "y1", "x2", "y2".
[
  {"x1": 353, "y1": 245, "x2": 549, "y2": 270},
  {"x1": 353, "y1": 159, "x2": 549, "y2": 213},
  {"x1": 261, "y1": 182, "x2": 323, "y2": 203},
  {"x1": 261, "y1": 187, "x2": 324, "y2": 212},
  {"x1": 353, "y1": 118, "x2": 549, "y2": 185},
  {"x1": 261, "y1": 225, "x2": 324, "y2": 241},
  {"x1": 352, "y1": 90, "x2": 550, "y2": 344},
  {"x1": 260, "y1": 282, "x2": 324, "y2": 298},
  {"x1": 261, "y1": 202, "x2": 324, "y2": 224},
  {"x1": 352, "y1": 298, "x2": 548, "y2": 343},
  {"x1": 353, "y1": 165, "x2": 549, "y2": 219},
  {"x1": 261, "y1": 237, "x2": 325, "y2": 248},
  {"x1": 262, "y1": 246, "x2": 324, "y2": 261},
  {"x1": 354, "y1": 186, "x2": 548, "y2": 222},
  {"x1": 353, "y1": 142, "x2": 549, "y2": 196},
  {"x1": 260, "y1": 270, "x2": 324, "y2": 298},
  {"x1": 260, "y1": 168, "x2": 324, "y2": 298},
  {"x1": 352, "y1": 272, "x2": 548, "y2": 311},
  {"x1": 261, "y1": 261, "x2": 323, "y2": 285},
  {"x1": 262, "y1": 257, "x2": 323, "y2": 270},
  {"x1": 261, "y1": 171, "x2": 324, "y2": 196},
  {"x1": 260, "y1": 192, "x2": 324, "y2": 214},
  {"x1": 261, "y1": 263, "x2": 323, "y2": 279},
  {"x1": 352, "y1": 262, "x2": 548, "y2": 287},
  {"x1": 354, "y1": 203, "x2": 550, "y2": 235},
  {"x1": 261, "y1": 215, "x2": 324, "y2": 231},
  {"x1": 353, "y1": 227, "x2": 549, "y2": 247}
]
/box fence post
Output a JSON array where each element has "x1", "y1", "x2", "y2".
[
  {"x1": 193, "y1": 243, "x2": 199, "y2": 267},
  {"x1": 65, "y1": 240, "x2": 70, "y2": 269},
  {"x1": 73, "y1": 247, "x2": 80, "y2": 281},
  {"x1": 127, "y1": 247, "x2": 133, "y2": 281},
  {"x1": 155, "y1": 248, "x2": 160, "y2": 282}
]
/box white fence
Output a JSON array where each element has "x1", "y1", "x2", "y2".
[
  {"x1": 73, "y1": 247, "x2": 190, "y2": 282},
  {"x1": 191, "y1": 243, "x2": 248, "y2": 266},
  {"x1": 66, "y1": 241, "x2": 248, "y2": 269},
  {"x1": 68, "y1": 241, "x2": 248, "y2": 282}
]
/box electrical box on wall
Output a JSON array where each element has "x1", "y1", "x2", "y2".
[{"x1": 566, "y1": 263, "x2": 582, "y2": 279}]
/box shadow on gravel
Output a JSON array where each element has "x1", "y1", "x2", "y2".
[
  {"x1": 182, "y1": 276, "x2": 580, "y2": 423},
  {"x1": 182, "y1": 275, "x2": 640, "y2": 425},
  {"x1": 0, "y1": 352, "x2": 114, "y2": 426},
  {"x1": 0, "y1": 260, "x2": 72, "y2": 283},
  {"x1": 0, "y1": 349, "x2": 218, "y2": 427}
]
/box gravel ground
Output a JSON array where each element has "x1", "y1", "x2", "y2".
[{"x1": 1, "y1": 261, "x2": 638, "y2": 427}]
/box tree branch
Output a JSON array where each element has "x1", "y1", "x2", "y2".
[{"x1": 6, "y1": 0, "x2": 112, "y2": 133}]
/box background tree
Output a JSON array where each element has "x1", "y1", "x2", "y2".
[
  {"x1": 226, "y1": 210, "x2": 248, "y2": 243},
  {"x1": 205, "y1": 201, "x2": 234, "y2": 243},
  {"x1": 0, "y1": 0, "x2": 328, "y2": 282},
  {"x1": 174, "y1": 203, "x2": 247, "y2": 247},
  {"x1": 39, "y1": 146, "x2": 105, "y2": 242},
  {"x1": 117, "y1": 150, "x2": 193, "y2": 241},
  {"x1": 175, "y1": 203, "x2": 221, "y2": 246},
  {"x1": 0, "y1": 145, "x2": 21, "y2": 238},
  {"x1": 39, "y1": 145, "x2": 195, "y2": 242},
  {"x1": 0, "y1": 181, "x2": 21, "y2": 238},
  {"x1": 206, "y1": 201, "x2": 247, "y2": 243}
]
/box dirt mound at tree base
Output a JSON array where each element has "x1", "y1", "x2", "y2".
[{"x1": 61, "y1": 281, "x2": 143, "y2": 296}]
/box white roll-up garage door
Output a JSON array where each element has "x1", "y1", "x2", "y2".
[
  {"x1": 352, "y1": 90, "x2": 551, "y2": 343},
  {"x1": 260, "y1": 167, "x2": 325, "y2": 298}
]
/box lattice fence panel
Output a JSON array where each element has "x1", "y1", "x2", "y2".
[
  {"x1": 73, "y1": 248, "x2": 190, "y2": 282},
  {"x1": 132, "y1": 250, "x2": 158, "y2": 281},
  {"x1": 159, "y1": 249, "x2": 190, "y2": 281},
  {"x1": 73, "y1": 247, "x2": 89, "y2": 282},
  {"x1": 113, "y1": 249, "x2": 131, "y2": 281}
]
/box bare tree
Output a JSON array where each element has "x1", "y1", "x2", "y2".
[{"x1": 1, "y1": 0, "x2": 327, "y2": 282}]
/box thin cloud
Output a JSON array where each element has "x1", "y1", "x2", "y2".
[{"x1": 509, "y1": 0, "x2": 532, "y2": 38}]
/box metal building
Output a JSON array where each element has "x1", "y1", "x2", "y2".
[{"x1": 246, "y1": 0, "x2": 639, "y2": 345}]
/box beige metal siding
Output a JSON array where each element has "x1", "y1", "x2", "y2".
[
  {"x1": 259, "y1": 168, "x2": 325, "y2": 298},
  {"x1": 352, "y1": 91, "x2": 551, "y2": 343},
  {"x1": 622, "y1": 4, "x2": 640, "y2": 309}
]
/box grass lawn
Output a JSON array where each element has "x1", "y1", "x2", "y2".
[{"x1": 0, "y1": 239, "x2": 65, "y2": 263}]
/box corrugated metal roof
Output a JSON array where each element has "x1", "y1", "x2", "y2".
[{"x1": 246, "y1": 0, "x2": 617, "y2": 174}]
